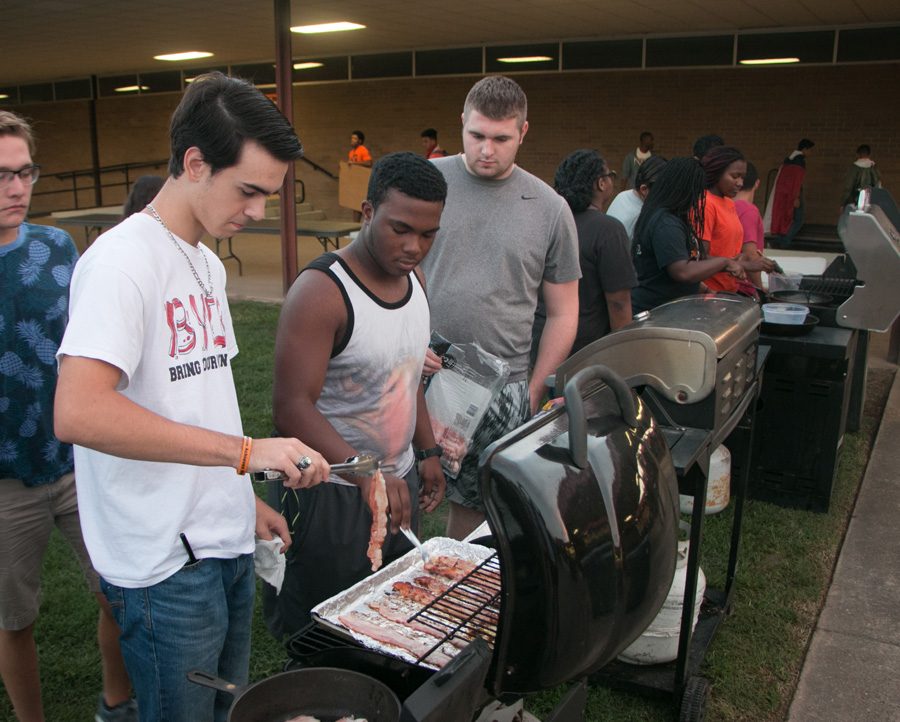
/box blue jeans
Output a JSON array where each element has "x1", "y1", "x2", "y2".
[{"x1": 101, "y1": 554, "x2": 255, "y2": 722}]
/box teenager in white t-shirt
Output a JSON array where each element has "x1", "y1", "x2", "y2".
[{"x1": 55, "y1": 72, "x2": 330, "y2": 722}]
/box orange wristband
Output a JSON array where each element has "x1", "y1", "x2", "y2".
[{"x1": 236, "y1": 436, "x2": 253, "y2": 475}]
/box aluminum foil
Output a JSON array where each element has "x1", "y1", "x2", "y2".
[{"x1": 311, "y1": 537, "x2": 496, "y2": 669}]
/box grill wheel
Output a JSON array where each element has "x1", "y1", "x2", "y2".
[{"x1": 679, "y1": 676, "x2": 710, "y2": 722}]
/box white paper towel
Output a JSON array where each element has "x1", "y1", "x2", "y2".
[{"x1": 253, "y1": 535, "x2": 286, "y2": 594}]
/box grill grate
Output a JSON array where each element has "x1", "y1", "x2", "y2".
[
  {"x1": 800, "y1": 275, "x2": 858, "y2": 300},
  {"x1": 407, "y1": 554, "x2": 501, "y2": 654}
]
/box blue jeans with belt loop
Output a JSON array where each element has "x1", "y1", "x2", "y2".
[{"x1": 101, "y1": 554, "x2": 255, "y2": 722}]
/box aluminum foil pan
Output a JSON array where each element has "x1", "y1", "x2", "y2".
[{"x1": 311, "y1": 537, "x2": 496, "y2": 669}]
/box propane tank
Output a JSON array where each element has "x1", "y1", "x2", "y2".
[
  {"x1": 679, "y1": 444, "x2": 731, "y2": 515},
  {"x1": 617, "y1": 539, "x2": 706, "y2": 665}
]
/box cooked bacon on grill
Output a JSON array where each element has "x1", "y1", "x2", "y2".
[
  {"x1": 413, "y1": 575, "x2": 450, "y2": 595},
  {"x1": 392, "y1": 580, "x2": 436, "y2": 605},
  {"x1": 423, "y1": 555, "x2": 477, "y2": 580},
  {"x1": 338, "y1": 610, "x2": 455, "y2": 667},
  {"x1": 366, "y1": 469, "x2": 388, "y2": 571}
]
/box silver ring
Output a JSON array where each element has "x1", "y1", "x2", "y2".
[{"x1": 297, "y1": 455, "x2": 312, "y2": 471}]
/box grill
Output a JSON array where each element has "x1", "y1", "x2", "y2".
[
  {"x1": 283, "y1": 295, "x2": 762, "y2": 721},
  {"x1": 752, "y1": 189, "x2": 900, "y2": 511}
]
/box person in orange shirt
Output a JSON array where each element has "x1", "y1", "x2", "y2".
[
  {"x1": 348, "y1": 130, "x2": 372, "y2": 167},
  {"x1": 700, "y1": 146, "x2": 774, "y2": 294}
]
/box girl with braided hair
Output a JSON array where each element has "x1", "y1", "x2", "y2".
[
  {"x1": 631, "y1": 157, "x2": 748, "y2": 313},
  {"x1": 700, "y1": 146, "x2": 776, "y2": 295},
  {"x1": 532, "y1": 149, "x2": 635, "y2": 359}
]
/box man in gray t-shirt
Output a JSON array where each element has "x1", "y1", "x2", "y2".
[{"x1": 421, "y1": 75, "x2": 580, "y2": 539}]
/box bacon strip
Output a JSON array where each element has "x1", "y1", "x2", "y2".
[
  {"x1": 423, "y1": 555, "x2": 477, "y2": 580},
  {"x1": 338, "y1": 610, "x2": 454, "y2": 667},
  {"x1": 366, "y1": 470, "x2": 388, "y2": 571},
  {"x1": 413, "y1": 575, "x2": 450, "y2": 595},
  {"x1": 392, "y1": 580, "x2": 435, "y2": 605}
]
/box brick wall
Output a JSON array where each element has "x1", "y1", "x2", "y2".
[{"x1": 15, "y1": 63, "x2": 900, "y2": 223}]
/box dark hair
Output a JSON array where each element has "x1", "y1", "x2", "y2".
[
  {"x1": 743, "y1": 161, "x2": 759, "y2": 189},
  {"x1": 692, "y1": 134, "x2": 724, "y2": 160},
  {"x1": 634, "y1": 157, "x2": 706, "y2": 245},
  {"x1": 635, "y1": 155, "x2": 667, "y2": 189},
  {"x1": 122, "y1": 175, "x2": 164, "y2": 218},
  {"x1": 798, "y1": 138, "x2": 815, "y2": 151},
  {"x1": 367, "y1": 152, "x2": 447, "y2": 210},
  {"x1": 639, "y1": 131, "x2": 653, "y2": 142},
  {"x1": 856, "y1": 144, "x2": 871, "y2": 155},
  {"x1": 352, "y1": 130, "x2": 366, "y2": 143},
  {"x1": 168, "y1": 72, "x2": 302, "y2": 177},
  {"x1": 700, "y1": 145, "x2": 745, "y2": 189},
  {"x1": 553, "y1": 149, "x2": 607, "y2": 213},
  {"x1": 421, "y1": 128, "x2": 438, "y2": 140},
  {"x1": 463, "y1": 75, "x2": 527, "y2": 127},
  {"x1": 0, "y1": 110, "x2": 35, "y2": 155}
]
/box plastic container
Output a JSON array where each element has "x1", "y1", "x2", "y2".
[
  {"x1": 680, "y1": 444, "x2": 731, "y2": 515},
  {"x1": 617, "y1": 539, "x2": 706, "y2": 665},
  {"x1": 762, "y1": 303, "x2": 809, "y2": 325},
  {"x1": 767, "y1": 272, "x2": 802, "y2": 293}
]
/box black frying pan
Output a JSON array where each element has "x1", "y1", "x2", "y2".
[
  {"x1": 187, "y1": 667, "x2": 401, "y2": 722},
  {"x1": 760, "y1": 315, "x2": 820, "y2": 337},
  {"x1": 769, "y1": 290, "x2": 833, "y2": 306}
]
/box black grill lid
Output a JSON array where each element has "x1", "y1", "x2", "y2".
[{"x1": 480, "y1": 366, "x2": 679, "y2": 695}]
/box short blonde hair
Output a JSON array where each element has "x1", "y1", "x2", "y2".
[{"x1": 0, "y1": 110, "x2": 35, "y2": 155}]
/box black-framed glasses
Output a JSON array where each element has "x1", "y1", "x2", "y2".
[
  {"x1": 0, "y1": 164, "x2": 41, "y2": 186},
  {"x1": 598, "y1": 170, "x2": 618, "y2": 180}
]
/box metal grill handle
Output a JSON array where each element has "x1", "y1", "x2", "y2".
[{"x1": 564, "y1": 364, "x2": 638, "y2": 469}]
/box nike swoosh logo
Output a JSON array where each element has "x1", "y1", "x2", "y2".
[{"x1": 521, "y1": 195, "x2": 538, "y2": 200}]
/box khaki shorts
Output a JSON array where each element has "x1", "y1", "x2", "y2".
[{"x1": 0, "y1": 472, "x2": 100, "y2": 631}]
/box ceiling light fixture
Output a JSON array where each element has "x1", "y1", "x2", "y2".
[
  {"x1": 496, "y1": 55, "x2": 554, "y2": 63},
  {"x1": 290, "y1": 21, "x2": 365, "y2": 34},
  {"x1": 0, "y1": 94, "x2": 8, "y2": 99},
  {"x1": 115, "y1": 85, "x2": 149, "y2": 93},
  {"x1": 154, "y1": 51, "x2": 214, "y2": 62},
  {"x1": 293, "y1": 62, "x2": 325, "y2": 70},
  {"x1": 739, "y1": 57, "x2": 800, "y2": 65}
]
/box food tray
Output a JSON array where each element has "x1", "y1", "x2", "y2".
[{"x1": 311, "y1": 537, "x2": 495, "y2": 669}]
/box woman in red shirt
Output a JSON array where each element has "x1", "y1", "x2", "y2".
[{"x1": 700, "y1": 146, "x2": 774, "y2": 294}]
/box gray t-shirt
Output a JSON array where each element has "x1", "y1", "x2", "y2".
[{"x1": 422, "y1": 155, "x2": 580, "y2": 380}]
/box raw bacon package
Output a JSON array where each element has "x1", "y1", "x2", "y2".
[
  {"x1": 311, "y1": 537, "x2": 497, "y2": 669},
  {"x1": 423, "y1": 333, "x2": 509, "y2": 478}
]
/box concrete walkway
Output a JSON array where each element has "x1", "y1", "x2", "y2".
[{"x1": 788, "y1": 334, "x2": 899, "y2": 722}]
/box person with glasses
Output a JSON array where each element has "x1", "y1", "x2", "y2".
[
  {"x1": 532, "y1": 149, "x2": 635, "y2": 362},
  {"x1": 608, "y1": 155, "x2": 668, "y2": 241},
  {"x1": 0, "y1": 110, "x2": 138, "y2": 721}
]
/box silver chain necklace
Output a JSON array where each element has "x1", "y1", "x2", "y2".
[{"x1": 145, "y1": 203, "x2": 213, "y2": 297}]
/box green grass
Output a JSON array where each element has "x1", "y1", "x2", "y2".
[{"x1": 0, "y1": 301, "x2": 892, "y2": 721}]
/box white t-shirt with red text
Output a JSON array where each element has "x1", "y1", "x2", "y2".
[{"x1": 58, "y1": 212, "x2": 254, "y2": 588}]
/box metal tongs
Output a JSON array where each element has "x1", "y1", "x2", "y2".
[
  {"x1": 399, "y1": 526, "x2": 431, "y2": 565},
  {"x1": 249, "y1": 453, "x2": 380, "y2": 483}
]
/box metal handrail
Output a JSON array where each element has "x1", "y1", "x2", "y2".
[{"x1": 30, "y1": 155, "x2": 333, "y2": 214}]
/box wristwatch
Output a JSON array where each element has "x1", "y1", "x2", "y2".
[{"x1": 414, "y1": 445, "x2": 444, "y2": 462}]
